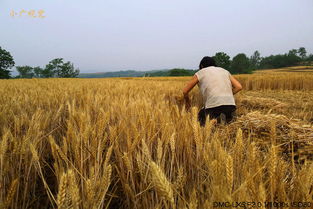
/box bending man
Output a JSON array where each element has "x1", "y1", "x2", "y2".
[{"x1": 182, "y1": 56, "x2": 242, "y2": 126}]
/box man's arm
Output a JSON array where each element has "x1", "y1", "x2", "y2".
[
  {"x1": 230, "y1": 75, "x2": 243, "y2": 95},
  {"x1": 182, "y1": 75, "x2": 199, "y2": 110}
]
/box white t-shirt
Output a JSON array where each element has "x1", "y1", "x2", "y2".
[{"x1": 195, "y1": 66, "x2": 235, "y2": 109}]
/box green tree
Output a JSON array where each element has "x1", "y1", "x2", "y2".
[
  {"x1": 288, "y1": 49, "x2": 298, "y2": 56},
  {"x1": 259, "y1": 53, "x2": 301, "y2": 69},
  {"x1": 298, "y1": 47, "x2": 307, "y2": 60},
  {"x1": 16, "y1": 66, "x2": 34, "y2": 78},
  {"x1": 0, "y1": 47, "x2": 15, "y2": 79},
  {"x1": 33, "y1": 66, "x2": 44, "y2": 78},
  {"x1": 230, "y1": 53, "x2": 251, "y2": 74},
  {"x1": 59, "y1": 62, "x2": 80, "y2": 78},
  {"x1": 45, "y1": 58, "x2": 80, "y2": 78},
  {"x1": 41, "y1": 66, "x2": 55, "y2": 78},
  {"x1": 213, "y1": 52, "x2": 231, "y2": 70},
  {"x1": 249, "y1": 50, "x2": 261, "y2": 70},
  {"x1": 287, "y1": 49, "x2": 301, "y2": 66},
  {"x1": 45, "y1": 58, "x2": 63, "y2": 77},
  {"x1": 307, "y1": 54, "x2": 313, "y2": 61}
]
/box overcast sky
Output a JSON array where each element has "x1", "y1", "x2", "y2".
[{"x1": 1, "y1": 0, "x2": 313, "y2": 73}]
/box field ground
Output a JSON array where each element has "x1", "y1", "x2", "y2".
[
  {"x1": 254, "y1": 66, "x2": 313, "y2": 74},
  {"x1": 0, "y1": 66, "x2": 313, "y2": 208}
]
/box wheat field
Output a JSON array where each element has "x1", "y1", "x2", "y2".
[{"x1": 0, "y1": 69, "x2": 313, "y2": 208}]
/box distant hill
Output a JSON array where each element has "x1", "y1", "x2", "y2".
[
  {"x1": 79, "y1": 65, "x2": 313, "y2": 78},
  {"x1": 79, "y1": 69, "x2": 196, "y2": 78},
  {"x1": 79, "y1": 70, "x2": 146, "y2": 78}
]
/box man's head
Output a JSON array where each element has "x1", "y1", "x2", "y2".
[{"x1": 199, "y1": 56, "x2": 216, "y2": 69}]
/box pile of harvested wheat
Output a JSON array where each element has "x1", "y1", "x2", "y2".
[
  {"x1": 238, "y1": 96, "x2": 288, "y2": 110},
  {"x1": 230, "y1": 111, "x2": 313, "y2": 162}
]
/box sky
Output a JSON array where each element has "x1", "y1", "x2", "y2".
[{"x1": 0, "y1": 0, "x2": 313, "y2": 74}]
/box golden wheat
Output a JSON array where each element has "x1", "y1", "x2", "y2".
[{"x1": 0, "y1": 69, "x2": 313, "y2": 208}]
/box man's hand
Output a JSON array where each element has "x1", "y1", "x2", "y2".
[
  {"x1": 184, "y1": 94, "x2": 191, "y2": 111},
  {"x1": 182, "y1": 75, "x2": 199, "y2": 111},
  {"x1": 230, "y1": 75, "x2": 243, "y2": 95}
]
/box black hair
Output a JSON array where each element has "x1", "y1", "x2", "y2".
[{"x1": 199, "y1": 56, "x2": 216, "y2": 69}]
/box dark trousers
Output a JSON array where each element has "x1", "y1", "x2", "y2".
[{"x1": 198, "y1": 105, "x2": 236, "y2": 126}]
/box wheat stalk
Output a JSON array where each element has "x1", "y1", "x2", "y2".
[
  {"x1": 226, "y1": 155, "x2": 233, "y2": 194},
  {"x1": 4, "y1": 178, "x2": 18, "y2": 209},
  {"x1": 148, "y1": 160, "x2": 174, "y2": 204},
  {"x1": 57, "y1": 172, "x2": 68, "y2": 209}
]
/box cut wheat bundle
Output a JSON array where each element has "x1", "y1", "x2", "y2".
[{"x1": 229, "y1": 111, "x2": 313, "y2": 162}]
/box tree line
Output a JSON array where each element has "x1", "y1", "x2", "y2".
[
  {"x1": 0, "y1": 46, "x2": 79, "y2": 79},
  {"x1": 213, "y1": 47, "x2": 312, "y2": 74},
  {"x1": 1, "y1": 46, "x2": 312, "y2": 79},
  {"x1": 145, "y1": 47, "x2": 313, "y2": 76}
]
